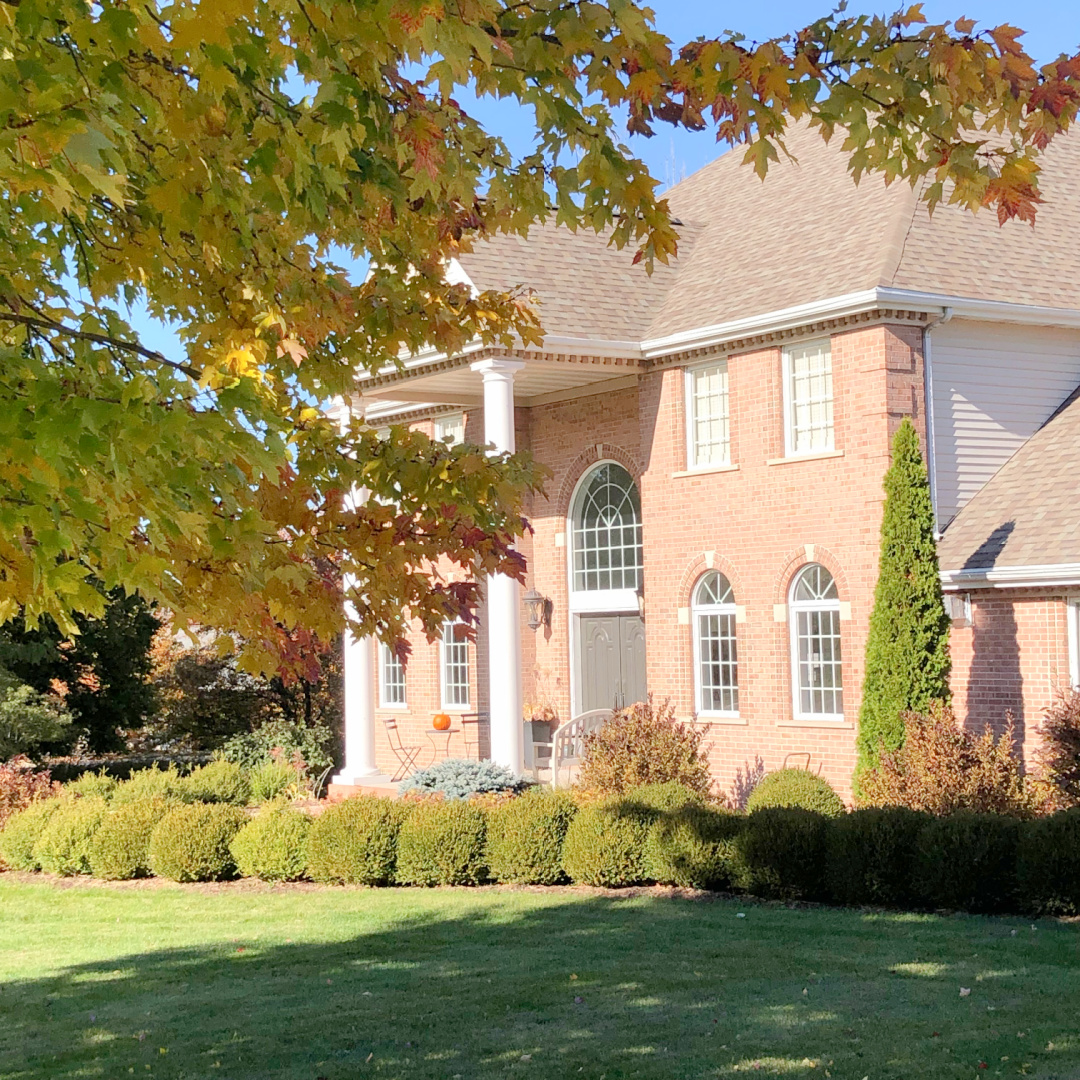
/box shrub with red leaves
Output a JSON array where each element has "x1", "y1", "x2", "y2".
[
  {"x1": 0, "y1": 755, "x2": 60, "y2": 832},
  {"x1": 1038, "y1": 690, "x2": 1080, "y2": 807}
]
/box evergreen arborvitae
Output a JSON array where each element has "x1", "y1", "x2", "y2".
[{"x1": 855, "y1": 418, "x2": 951, "y2": 784}]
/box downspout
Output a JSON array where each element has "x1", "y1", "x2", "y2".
[{"x1": 922, "y1": 306, "x2": 953, "y2": 540}]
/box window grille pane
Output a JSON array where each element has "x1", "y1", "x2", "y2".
[
  {"x1": 787, "y1": 342, "x2": 834, "y2": 454},
  {"x1": 440, "y1": 622, "x2": 470, "y2": 707},
  {"x1": 794, "y1": 605, "x2": 843, "y2": 716},
  {"x1": 379, "y1": 644, "x2": 406, "y2": 707},
  {"x1": 697, "y1": 612, "x2": 738, "y2": 713},
  {"x1": 572, "y1": 464, "x2": 643, "y2": 592},
  {"x1": 434, "y1": 414, "x2": 464, "y2": 446},
  {"x1": 690, "y1": 362, "x2": 730, "y2": 466}
]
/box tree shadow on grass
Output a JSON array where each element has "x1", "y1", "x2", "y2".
[{"x1": 2, "y1": 887, "x2": 1079, "y2": 1080}]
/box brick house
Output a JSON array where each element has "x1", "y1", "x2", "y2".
[{"x1": 331, "y1": 123, "x2": 1080, "y2": 803}]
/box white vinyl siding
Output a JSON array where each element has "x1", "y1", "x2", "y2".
[{"x1": 930, "y1": 321, "x2": 1080, "y2": 527}]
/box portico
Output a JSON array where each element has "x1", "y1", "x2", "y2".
[{"x1": 332, "y1": 347, "x2": 643, "y2": 790}]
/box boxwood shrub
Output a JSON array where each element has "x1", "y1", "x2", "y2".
[
  {"x1": 615, "y1": 781, "x2": 706, "y2": 814},
  {"x1": 249, "y1": 760, "x2": 298, "y2": 804},
  {"x1": 230, "y1": 802, "x2": 312, "y2": 882},
  {"x1": 733, "y1": 807, "x2": 830, "y2": 901},
  {"x1": 33, "y1": 796, "x2": 109, "y2": 876},
  {"x1": 1016, "y1": 808, "x2": 1080, "y2": 916},
  {"x1": 561, "y1": 801, "x2": 654, "y2": 887},
  {"x1": 111, "y1": 765, "x2": 186, "y2": 805},
  {"x1": 826, "y1": 807, "x2": 929, "y2": 908},
  {"x1": 486, "y1": 788, "x2": 577, "y2": 884},
  {"x1": 645, "y1": 805, "x2": 745, "y2": 889},
  {"x1": 89, "y1": 797, "x2": 174, "y2": 880},
  {"x1": 305, "y1": 796, "x2": 407, "y2": 885},
  {"x1": 62, "y1": 770, "x2": 118, "y2": 801},
  {"x1": 0, "y1": 798, "x2": 62, "y2": 871},
  {"x1": 745, "y1": 769, "x2": 844, "y2": 818},
  {"x1": 914, "y1": 811, "x2": 1020, "y2": 914},
  {"x1": 180, "y1": 760, "x2": 251, "y2": 806},
  {"x1": 396, "y1": 800, "x2": 488, "y2": 886},
  {"x1": 147, "y1": 802, "x2": 248, "y2": 882}
]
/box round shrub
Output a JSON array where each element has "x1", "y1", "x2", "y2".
[
  {"x1": 180, "y1": 760, "x2": 251, "y2": 806},
  {"x1": 561, "y1": 802, "x2": 653, "y2": 887},
  {"x1": 89, "y1": 798, "x2": 173, "y2": 880},
  {"x1": 913, "y1": 811, "x2": 1020, "y2": 914},
  {"x1": 306, "y1": 796, "x2": 407, "y2": 885},
  {"x1": 111, "y1": 765, "x2": 186, "y2": 805},
  {"x1": 147, "y1": 802, "x2": 248, "y2": 882},
  {"x1": 486, "y1": 789, "x2": 577, "y2": 884},
  {"x1": 825, "y1": 807, "x2": 929, "y2": 908},
  {"x1": 1016, "y1": 808, "x2": 1080, "y2": 916},
  {"x1": 616, "y1": 781, "x2": 706, "y2": 813},
  {"x1": 33, "y1": 796, "x2": 109, "y2": 876},
  {"x1": 732, "y1": 807, "x2": 830, "y2": 901},
  {"x1": 746, "y1": 769, "x2": 844, "y2": 818},
  {"x1": 230, "y1": 802, "x2": 312, "y2": 882},
  {"x1": 645, "y1": 805, "x2": 745, "y2": 890},
  {"x1": 398, "y1": 758, "x2": 522, "y2": 801},
  {"x1": 0, "y1": 798, "x2": 62, "y2": 871},
  {"x1": 249, "y1": 759, "x2": 298, "y2": 804},
  {"x1": 396, "y1": 800, "x2": 488, "y2": 886},
  {"x1": 62, "y1": 770, "x2": 118, "y2": 801}
]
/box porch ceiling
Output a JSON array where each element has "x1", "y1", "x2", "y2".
[{"x1": 360, "y1": 353, "x2": 642, "y2": 411}]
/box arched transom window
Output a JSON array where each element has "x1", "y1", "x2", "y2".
[
  {"x1": 571, "y1": 463, "x2": 643, "y2": 593},
  {"x1": 693, "y1": 571, "x2": 738, "y2": 715},
  {"x1": 789, "y1": 564, "x2": 843, "y2": 719}
]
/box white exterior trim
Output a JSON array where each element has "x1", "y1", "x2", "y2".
[
  {"x1": 1068, "y1": 598, "x2": 1080, "y2": 690},
  {"x1": 683, "y1": 359, "x2": 732, "y2": 471},
  {"x1": 781, "y1": 338, "x2": 834, "y2": 459},
  {"x1": 941, "y1": 563, "x2": 1080, "y2": 590},
  {"x1": 377, "y1": 642, "x2": 406, "y2": 710},
  {"x1": 788, "y1": 566, "x2": 845, "y2": 723},
  {"x1": 691, "y1": 574, "x2": 740, "y2": 719}
]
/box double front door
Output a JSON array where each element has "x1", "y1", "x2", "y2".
[{"x1": 579, "y1": 614, "x2": 647, "y2": 712}]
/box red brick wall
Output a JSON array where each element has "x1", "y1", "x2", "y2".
[{"x1": 949, "y1": 590, "x2": 1072, "y2": 767}]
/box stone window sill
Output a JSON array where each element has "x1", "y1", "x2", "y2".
[
  {"x1": 776, "y1": 718, "x2": 853, "y2": 729},
  {"x1": 672, "y1": 464, "x2": 740, "y2": 479}
]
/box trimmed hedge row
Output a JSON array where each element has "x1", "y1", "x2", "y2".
[{"x1": 4, "y1": 788, "x2": 1080, "y2": 916}]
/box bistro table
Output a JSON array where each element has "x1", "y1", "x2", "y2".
[{"x1": 425, "y1": 727, "x2": 460, "y2": 766}]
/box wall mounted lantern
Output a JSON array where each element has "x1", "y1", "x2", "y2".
[{"x1": 523, "y1": 587, "x2": 552, "y2": 631}]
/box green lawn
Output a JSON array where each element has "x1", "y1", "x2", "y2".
[{"x1": 1, "y1": 877, "x2": 1078, "y2": 1080}]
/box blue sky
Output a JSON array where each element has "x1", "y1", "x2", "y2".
[{"x1": 129, "y1": 2, "x2": 1080, "y2": 358}]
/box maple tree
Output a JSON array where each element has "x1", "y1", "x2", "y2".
[{"x1": 1, "y1": 0, "x2": 1077, "y2": 676}]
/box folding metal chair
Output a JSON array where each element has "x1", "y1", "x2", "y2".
[{"x1": 383, "y1": 717, "x2": 422, "y2": 781}]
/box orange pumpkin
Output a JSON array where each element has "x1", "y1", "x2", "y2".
[{"x1": 432, "y1": 712, "x2": 451, "y2": 731}]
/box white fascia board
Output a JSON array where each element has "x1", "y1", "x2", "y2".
[
  {"x1": 641, "y1": 288, "x2": 1080, "y2": 360},
  {"x1": 940, "y1": 563, "x2": 1080, "y2": 590}
]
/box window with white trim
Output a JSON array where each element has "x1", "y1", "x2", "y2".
[
  {"x1": 434, "y1": 413, "x2": 465, "y2": 446},
  {"x1": 784, "y1": 340, "x2": 834, "y2": 455},
  {"x1": 571, "y1": 463, "x2": 643, "y2": 593},
  {"x1": 440, "y1": 621, "x2": 470, "y2": 708},
  {"x1": 1069, "y1": 598, "x2": 1080, "y2": 690},
  {"x1": 693, "y1": 571, "x2": 738, "y2": 715},
  {"x1": 789, "y1": 564, "x2": 843, "y2": 719},
  {"x1": 686, "y1": 361, "x2": 730, "y2": 468},
  {"x1": 379, "y1": 643, "x2": 406, "y2": 708}
]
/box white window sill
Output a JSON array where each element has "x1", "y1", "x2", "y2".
[
  {"x1": 378, "y1": 704, "x2": 408, "y2": 712},
  {"x1": 439, "y1": 706, "x2": 472, "y2": 714},
  {"x1": 777, "y1": 717, "x2": 852, "y2": 729},
  {"x1": 672, "y1": 463, "x2": 740, "y2": 479},
  {"x1": 766, "y1": 450, "x2": 844, "y2": 466},
  {"x1": 695, "y1": 713, "x2": 747, "y2": 726}
]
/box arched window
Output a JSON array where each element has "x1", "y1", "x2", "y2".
[
  {"x1": 789, "y1": 564, "x2": 843, "y2": 719},
  {"x1": 571, "y1": 463, "x2": 643, "y2": 593},
  {"x1": 693, "y1": 571, "x2": 738, "y2": 715}
]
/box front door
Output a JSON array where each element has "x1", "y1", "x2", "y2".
[{"x1": 579, "y1": 614, "x2": 647, "y2": 712}]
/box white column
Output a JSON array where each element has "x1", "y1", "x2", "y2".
[
  {"x1": 471, "y1": 358, "x2": 525, "y2": 775},
  {"x1": 334, "y1": 612, "x2": 386, "y2": 785}
]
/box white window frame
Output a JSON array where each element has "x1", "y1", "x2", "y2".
[
  {"x1": 692, "y1": 572, "x2": 739, "y2": 717},
  {"x1": 1068, "y1": 597, "x2": 1080, "y2": 690},
  {"x1": 434, "y1": 413, "x2": 465, "y2": 446},
  {"x1": 439, "y1": 620, "x2": 471, "y2": 710},
  {"x1": 378, "y1": 642, "x2": 406, "y2": 709},
  {"x1": 788, "y1": 564, "x2": 844, "y2": 722},
  {"x1": 684, "y1": 360, "x2": 731, "y2": 469},
  {"x1": 567, "y1": 460, "x2": 643, "y2": 615},
  {"x1": 783, "y1": 339, "x2": 834, "y2": 457}
]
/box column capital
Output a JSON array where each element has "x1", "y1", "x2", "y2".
[{"x1": 470, "y1": 357, "x2": 526, "y2": 378}]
